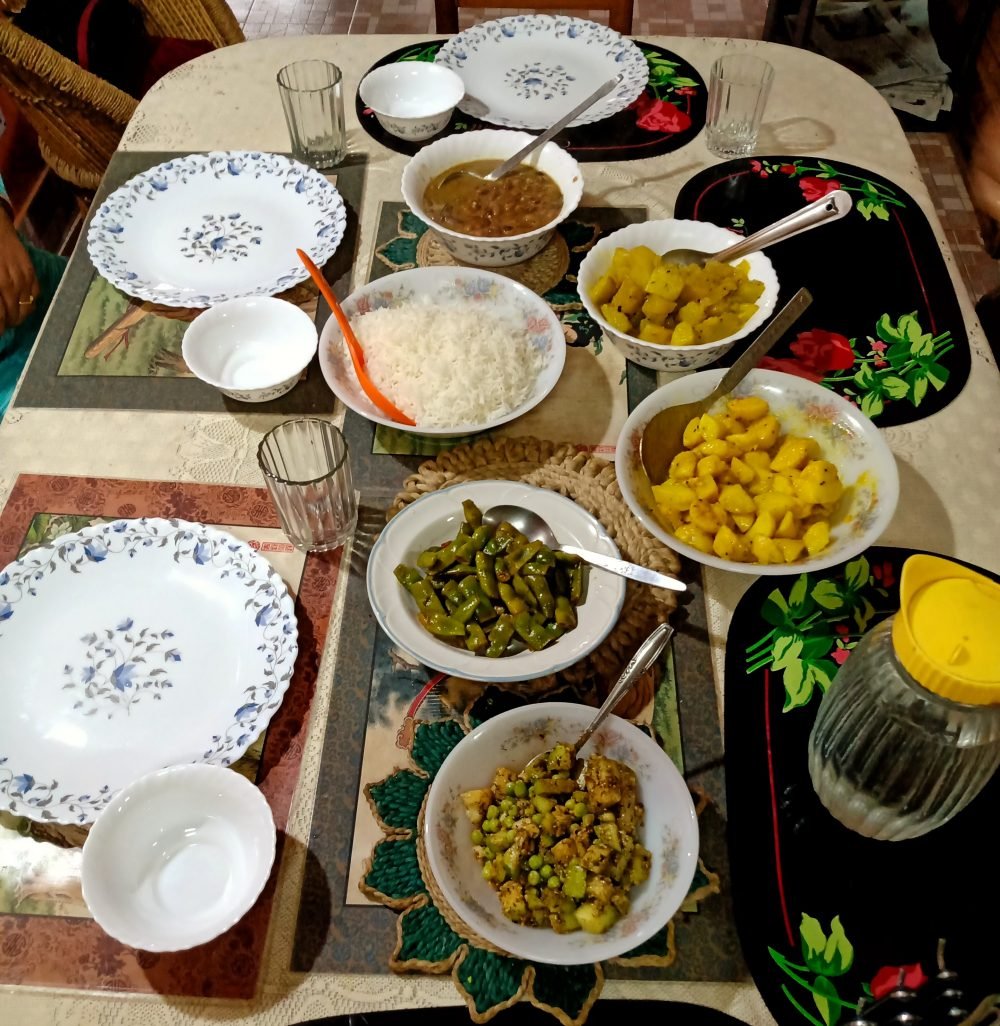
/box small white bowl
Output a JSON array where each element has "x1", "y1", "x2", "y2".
[
  {"x1": 400, "y1": 129, "x2": 583, "y2": 267},
  {"x1": 615, "y1": 368, "x2": 900, "y2": 576},
  {"x1": 182, "y1": 296, "x2": 318, "y2": 403},
  {"x1": 367, "y1": 481, "x2": 625, "y2": 683},
  {"x1": 424, "y1": 702, "x2": 699, "y2": 964},
  {"x1": 318, "y1": 266, "x2": 565, "y2": 436},
  {"x1": 577, "y1": 219, "x2": 780, "y2": 372},
  {"x1": 360, "y1": 63, "x2": 465, "y2": 141},
  {"x1": 81, "y1": 764, "x2": 276, "y2": 952}
]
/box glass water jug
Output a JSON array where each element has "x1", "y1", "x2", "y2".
[{"x1": 808, "y1": 554, "x2": 1000, "y2": 841}]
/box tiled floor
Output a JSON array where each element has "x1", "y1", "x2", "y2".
[{"x1": 228, "y1": 0, "x2": 1000, "y2": 308}]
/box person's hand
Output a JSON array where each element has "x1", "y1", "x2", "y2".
[{"x1": 0, "y1": 206, "x2": 40, "y2": 335}]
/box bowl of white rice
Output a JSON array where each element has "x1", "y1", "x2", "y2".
[{"x1": 318, "y1": 267, "x2": 566, "y2": 436}]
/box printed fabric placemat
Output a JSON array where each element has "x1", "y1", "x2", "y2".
[
  {"x1": 355, "y1": 41, "x2": 707, "y2": 163},
  {"x1": 723, "y1": 545, "x2": 999, "y2": 1026},
  {"x1": 673, "y1": 157, "x2": 971, "y2": 428},
  {"x1": 15, "y1": 152, "x2": 366, "y2": 414},
  {"x1": 0, "y1": 474, "x2": 345, "y2": 999}
]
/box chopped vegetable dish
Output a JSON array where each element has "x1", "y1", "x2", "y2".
[{"x1": 462, "y1": 744, "x2": 650, "y2": 933}]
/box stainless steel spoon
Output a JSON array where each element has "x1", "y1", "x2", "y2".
[
  {"x1": 441, "y1": 76, "x2": 620, "y2": 187},
  {"x1": 526, "y1": 621, "x2": 675, "y2": 772},
  {"x1": 661, "y1": 189, "x2": 853, "y2": 267},
  {"x1": 482, "y1": 504, "x2": 686, "y2": 592}
]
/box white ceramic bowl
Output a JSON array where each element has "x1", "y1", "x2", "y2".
[
  {"x1": 424, "y1": 702, "x2": 699, "y2": 964},
  {"x1": 318, "y1": 266, "x2": 565, "y2": 436},
  {"x1": 360, "y1": 63, "x2": 466, "y2": 141},
  {"x1": 81, "y1": 764, "x2": 276, "y2": 951},
  {"x1": 367, "y1": 481, "x2": 625, "y2": 683},
  {"x1": 182, "y1": 296, "x2": 318, "y2": 403},
  {"x1": 577, "y1": 220, "x2": 780, "y2": 372},
  {"x1": 615, "y1": 368, "x2": 900, "y2": 576},
  {"x1": 400, "y1": 129, "x2": 583, "y2": 267}
]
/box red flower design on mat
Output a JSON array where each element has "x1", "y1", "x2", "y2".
[
  {"x1": 630, "y1": 94, "x2": 691, "y2": 133},
  {"x1": 780, "y1": 163, "x2": 797, "y2": 174},
  {"x1": 750, "y1": 159, "x2": 769, "y2": 178},
  {"x1": 832, "y1": 647, "x2": 851, "y2": 666},
  {"x1": 759, "y1": 329, "x2": 856, "y2": 382},
  {"x1": 675, "y1": 86, "x2": 698, "y2": 96},
  {"x1": 870, "y1": 963, "x2": 928, "y2": 1001},
  {"x1": 872, "y1": 560, "x2": 896, "y2": 587},
  {"x1": 800, "y1": 176, "x2": 842, "y2": 201}
]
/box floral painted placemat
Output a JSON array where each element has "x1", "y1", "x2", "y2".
[
  {"x1": 723, "y1": 545, "x2": 1000, "y2": 1026},
  {"x1": 362, "y1": 202, "x2": 655, "y2": 457},
  {"x1": 360, "y1": 716, "x2": 721, "y2": 1026},
  {"x1": 674, "y1": 158, "x2": 971, "y2": 427},
  {"x1": 355, "y1": 41, "x2": 706, "y2": 162},
  {"x1": 0, "y1": 474, "x2": 344, "y2": 998}
]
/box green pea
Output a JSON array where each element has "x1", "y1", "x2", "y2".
[
  {"x1": 528, "y1": 854, "x2": 543, "y2": 870},
  {"x1": 527, "y1": 870, "x2": 540, "y2": 886},
  {"x1": 573, "y1": 802, "x2": 588, "y2": 819},
  {"x1": 514, "y1": 780, "x2": 528, "y2": 798},
  {"x1": 540, "y1": 864, "x2": 553, "y2": 880},
  {"x1": 471, "y1": 829, "x2": 484, "y2": 845},
  {"x1": 547, "y1": 875, "x2": 561, "y2": 890},
  {"x1": 500, "y1": 798, "x2": 515, "y2": 811},
  {"x1": 582, "y1": 813, "x2": 595, "y2": 827},
  {"x1": 482, "y1": 819, "x2": 497, "y2": 834},
  {"x1": 500, "y1": 815, "x2": 513, "y2": 829},
  {"x1": 506, "y1": 783, "x2": 516, "y2": 796},
  {"x1": 531, "y1": 813, "x2": 543, "y2": 825},
  {"x1": 482, "y1": 863, "x2": 494, "y2": 880},
  {"x1": 572, "y1": 791, "x2": 586, "y2": 804},
  {"x1": 487, "y1": 805, "x2": 499, "y2": 819}
]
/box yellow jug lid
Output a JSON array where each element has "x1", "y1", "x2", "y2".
[{"x1": 892, "y1": 554, "x2": 1000, "y2": 705}]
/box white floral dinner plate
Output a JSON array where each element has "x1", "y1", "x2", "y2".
[
  {"x1": 87, "y1": 151, "x2": 347, "y2": 307},
  {"x1": 434, "y1": 15, "x2": 649, "y2": 130},
  {"x1": 0, "y1": 519, "x2": 298, "y2": 824}
]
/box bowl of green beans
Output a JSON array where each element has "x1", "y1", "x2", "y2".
[{"x1": 367, "y1": 481, "x2": 626, "y2": 683}]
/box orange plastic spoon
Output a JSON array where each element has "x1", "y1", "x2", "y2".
[{"x1": 296, "y1": 248, "x2": 416, "y2": 427}]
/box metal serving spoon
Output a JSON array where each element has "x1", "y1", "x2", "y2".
[
  {"x1": 661, "y1": 190, "x2": 853, "y2": 267},
  {"x1": 526, "y1": 622, "x2": 675, "y2": 772},
  {"x1": 441, "y1": 76, "x2": 620, "y2": 187},
  {"x1": 482, "y1": 504, "x2": 686, "y2": 592},
  {"x1": 639, "y1": 287, "x2": 812, "y2": 485}
]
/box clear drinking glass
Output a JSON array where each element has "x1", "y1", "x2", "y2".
[
  {"x1": 705, "y1": 54, "x2": 774, "y2": 159},
  {"x1": 277, "y1": 60, "x2": 347, "y2": 169},
  {"x1": 258, "y1": 419, "x2": 357, "y2": 552}
]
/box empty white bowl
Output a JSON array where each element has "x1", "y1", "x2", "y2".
[
  {"x1": 81, "y1": 763, "x2": 276, "y2": 951},
  {"x1": 182, "y1": 296, "x2": 318, "y2": 403},
  {"x1": 400, "y1": 129, "x2": 583, "y2": 266},
  {"x1": 577, "y1": 219, "x2": 779, "y2": 372},
  {"x1": 360, "y1": 63, "x2": 466, "y2": 141}
]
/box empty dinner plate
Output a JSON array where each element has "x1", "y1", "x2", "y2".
[
  {"x1": 0, "y1": 518, "x2": 298, "y2": 824},
  {"x1": 434, "y1": 15, "x2": 649, "y2": 130},
  {"x1": 87, "y1": 151, "x2": 347, "y2": 307}
]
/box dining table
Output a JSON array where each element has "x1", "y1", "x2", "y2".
[{"x1": 1, "y1": 27, "x2": 998, "y2": 1026}]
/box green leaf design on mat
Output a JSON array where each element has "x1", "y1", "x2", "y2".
[
  {"x1": 810, "y1": 580, "x2": 844, "y2": 611},
  {"x1": 800, "y1": 914, "x2": 829, "y2": 969},
  {"x1": 533, "y1": 962, "x2": 600, "y2": 1019},
  {"x1": 364, "y1": 837, "x2": 426, "y2": 900},
  {"x1": 378, "y1": 236, "x2": 420, "y2": 269},
  {"x1": 812, "y1": 975, "x2": 840, "y2": 1025},
  {"x1": 411, "y1": 719, "x2": 467, "y2": 776},
  {"x1": 457, "y1": 947, "x2": 527, "y2": 1014},
  {"x1": 369, "y1": 769, "x2": 429, "y2": 831},
  {"x1": 822, "y1": 916, "x2": 854, "y2": 976},
  {"x1": 398, "y1": 903, "x2": 462, "y2": 963}
]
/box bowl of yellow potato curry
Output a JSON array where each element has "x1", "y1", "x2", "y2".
[
  {"x1": 615, "y1": 369, "x2": 899, "y2": 575},
  {"x1": 577, "y1": 220, "x2": 779, "y2": 371}
]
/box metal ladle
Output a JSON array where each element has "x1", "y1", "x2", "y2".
[{"x1": 482, "y1": 504, "x2": 686, "y2": 592}]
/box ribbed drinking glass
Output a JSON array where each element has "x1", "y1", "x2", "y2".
[
  {"x1": 705, "y1": 55, "x2": 774, "y2": 159},
  {"x1": 277, "y1": 60, "x2": 346, "y2": 169},
  {"x1": 258, "y1": 419, "x2": 357, "y2": 552}
]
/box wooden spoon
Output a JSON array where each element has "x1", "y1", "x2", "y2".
[{"x1": 296, "y1": 248, "x2": 416, "y2": 427}]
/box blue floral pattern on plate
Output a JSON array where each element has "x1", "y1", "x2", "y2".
[
  {"x1": 435, "y1": 15, "x2": 648, "y2": 129},
  {"x1": 0, "y1": 518, "x2": 298, "y2": 824},
  {"x1": 87, "y1": 151, "x2": 347, "y2": 307}
]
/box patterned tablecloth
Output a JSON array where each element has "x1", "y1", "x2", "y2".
[{"x1": 1, "y1": 32, "x2": 998, "y2": 1026}]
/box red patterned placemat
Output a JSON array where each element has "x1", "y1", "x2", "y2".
[{"x1": 0, "y1": 475, "x2": 343, "y2": 998}]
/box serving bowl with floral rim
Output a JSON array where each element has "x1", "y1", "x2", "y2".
[
  {"x1": 400, "y1": 130, "x2": 583, "y2": 267},
  {"x1": 576, "y1": 219, "x2": 780, "y2": 371},
  {"x1": 318, "y1": 266, "x2": 566, "y2": 435},
  {"x1": 615, "y1": 368, "x2": 900, "y2": 576},
  {"x1": 423, "y1": 701, "x2": 698, "y2": 964}
]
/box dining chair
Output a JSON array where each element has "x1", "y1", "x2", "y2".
[
  {"x1": 434, "y1": 0, "x2": 634, "y2": 35},
  {"x1": 0, "y1": 0, "x2": 244, "y2": 192}
]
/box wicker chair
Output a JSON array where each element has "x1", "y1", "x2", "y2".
[
  {"x1": 0, "y1": 0, "x2": 244, "y2": 191},
  {"x1": 434, "y1": 0, "x2": 633, "y2": 35}
]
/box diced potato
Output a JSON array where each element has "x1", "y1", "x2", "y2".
[
  {"x1": 776, "y1": 511, "x2": 799, "y2": 538},
  {"x1": 730, "y1": 456, "x2": 755, "y2": 485},
  {"x1": 689, "y1": 500, "x2": 719, "y2": 535},
  {"x1": 682, "y1": 416, "x2": 703, "y2": 448},
  {"x1": 668, "y1": 450, "x2": 698, "y2": 480},
  {"x1": 626, "y1": 245, "x2": 659, "y2": 289},
  {"x1": 698, "y1": 439, "x2": 733, "y2": 458},
  {"x1": 637, "y1": 320, "x2": 673, "y2": 345},
  {"x1": 719, "y1": 484, "x2": 756, "y2": 515},
  {"x1": 747, "y1": 510, "x2": 777, "y2": 539},
  {"x1": 675, "y1": 523, "x2": 714, "y2": 553},
  {"x1": 770, "y1": 436, "x2": 819, "y2": 472},
  {"x1": 743, "y1": 450, "x2": 772, "y2": 471},
  {"x1": 772, "y1": 474, "x2": 795, "y2": 495},
  {"x1": 651, "y1": 481, "x2": 696, "y2": 511},
  {"x1": 803, "y1": 521, "x2": 831, "y2": 557},
  {"x1": 611, "y1": 278, "x2": 645, "y2": 316},
  {"x1": 749, "y1": 415, "x2": 780, "y2": 449},
  {"x1": 694, "y1": 474, "x2": 719, "y2": 502},
  {"x1": 588, "y1": 273, "x2": 618, "y2": 306},
  {"x1": 699, "y1": 413, "x2": 721, "y2": 441},
  {"x1": 727, "y1": 395, "x2": 770, "y2": 424},
  {"x1": 641, "y1": 293, "x2": 675, "y2": 324},
  {"x1": 677, "y1": 301, "x2": 705, "y2": 325},
  {"x1": 712, "y1": 524, "x2": 742, "y2": 561},
  {"x1": 645, "y1": 264, "x2": 684, "y2": 302},
  {"x1": 697, "y1": 454, "x2": 727, "y2": 478},
  {"x1": 600, "y1": 303, "x2": 631, "y2": 333},
  {"x1": 799, "y1": 460, "x2": 845, "y2": 503},
  {"x1": 672, "y1": 321, "x2": 695, "y2": 346},
  {"x1": 776, "y1": 537, "x2": 806, "y2": 563},
  {"x1": 733, "y1": 513, "x2": 755, "y2": 533},
  {"x1": 718, "y1": 414, "x2": 743, "y2": 436},
  {"x1": 751, "y1": 535, "x2": 783, "y2": 564},
  {"x1": 754, "y1": 491, "x2": 795, "y2": 518}
]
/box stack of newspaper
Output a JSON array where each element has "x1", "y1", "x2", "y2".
[{"x1": 804, "y1": 0, "x2": 953, "y2": 121}]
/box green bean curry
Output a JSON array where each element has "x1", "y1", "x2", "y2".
[
  {"x1": 461, "y1": 744, "x2": 651, "y2": 934},
  {"x1": 394, "y1": 499, "x2": 587, "y2": 657}
]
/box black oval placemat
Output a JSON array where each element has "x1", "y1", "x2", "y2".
[
  {"x1": 355, "y1": 40, "x2": 707, "y2": 162},
  {"x1": 724, "y1": 545, "x2": 1000, "y2": 1026},
  {"x1": 674, "y1": 158, "x2": 971, "y2": 428}
]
